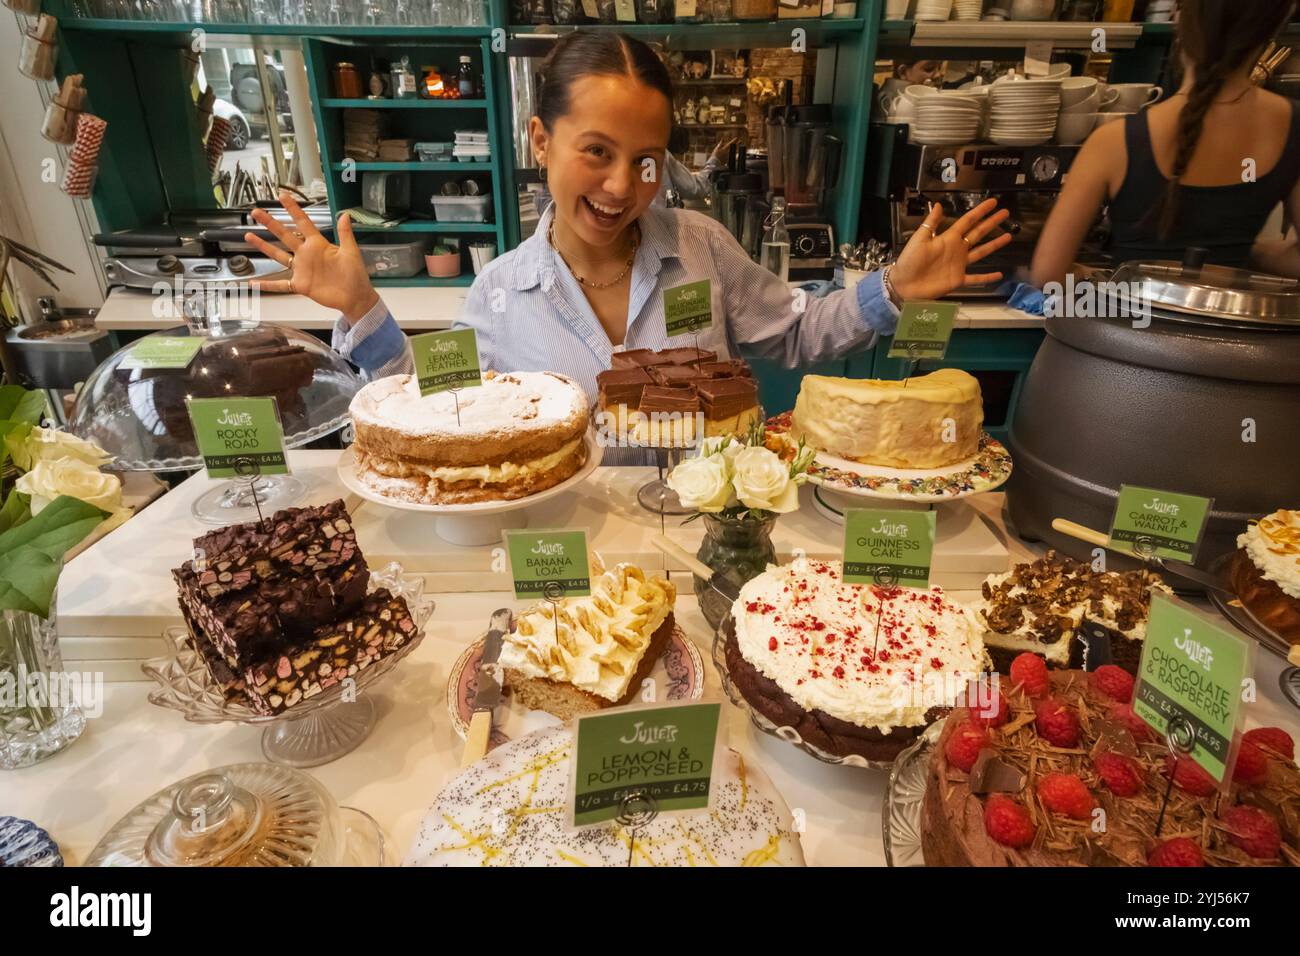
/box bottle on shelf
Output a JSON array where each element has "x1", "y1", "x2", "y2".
[
  {"x1": 760, "y1": 196, "x2": 790, "y2": 283},
  {"x1": 457, "y1": 55, "x2": 477, "y2": 98}
]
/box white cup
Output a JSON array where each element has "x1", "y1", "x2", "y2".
[
  {"x1": 1059, "y1": 76, "x2": 1098, "y2": 106},
  {"x1": 1093, "y1": 111, "x2": 1133, "y2": 127},
  {"x1": 1097, "y1": 87, "x2": 1122, "y2": 111},
  {"x1": 1055, "y1": 112, "x2": 1099, "y2": 144},
  {"x1": 1109, "y1": 83, "x2": 1161, "y2": 111},
  {"x1": 1062, "y1": 89, "x2": 1101, "y2": 113}
]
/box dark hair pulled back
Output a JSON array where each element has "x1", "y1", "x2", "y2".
[
  {"x1": 1149, "y1": 0, "x2": 1295, "y2": 239},
  {"x1": 535, "y1": 31, "x2": 675, "y2": 132}
]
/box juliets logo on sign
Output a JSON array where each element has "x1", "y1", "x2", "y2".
[
  {"x1": 186, "y1": 397, "x2": 288, "y2": 478},
  {"x1": 1108, "y1": 485, "x2": 1213, "y2": 562},
  {"x1": 1134, "y1": 594, "x2": 1253, "y2": 784},
  {"x1": 504, "y1": 529, "x2": 592, "y2": 599},
  {"x1": 663, "y1": 280, "x2": 713, "y2": 337},
  {"x1": 118, "y1": 336, "x2": 204, "y2": 371},
  {"x1": 842, "y1": 508, "x2": 935, "y2": 588},
  {"x1": 411, "y1": 328, "x2": 482, "y2": 397},
  {"x1": 568, "y1": 701, "x2": 723, "y2": 828},
  {"x1": 887, "y1": 301, "x2": 957, "y2": 361}
]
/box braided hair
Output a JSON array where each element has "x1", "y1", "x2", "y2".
[{"x1": 1149, "y1": 0, "x2": 1295, "y2": 239}]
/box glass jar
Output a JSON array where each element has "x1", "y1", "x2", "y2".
[
  {"x1": 693, "y1": 514, "x2": 777, "y2": 631},
  {"x1": 332, "y1": 61, "x2": 363, "y2": 98},
  {"x1": 1, "y1": 605, "x2": 86, "y2": 770}
]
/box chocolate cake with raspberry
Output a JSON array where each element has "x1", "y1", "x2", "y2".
[{"x1": 921, "y1": 654, "x2": 1300, "y2": 866}]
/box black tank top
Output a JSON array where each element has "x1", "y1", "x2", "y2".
[{"x1": 1105, "y1": 98, "x2": 1300, "y2": 268}]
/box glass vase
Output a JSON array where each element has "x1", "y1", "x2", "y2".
[
  {"x1": 1, "y1": 606, "x2": 86, "y2": 770},
  {"x1": 693, "y1": 513, "x2": 777, "y2": 631}
]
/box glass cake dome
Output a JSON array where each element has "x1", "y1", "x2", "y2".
[{"x1": 70, "y1": 314, "x2": 361, "y2": 473}]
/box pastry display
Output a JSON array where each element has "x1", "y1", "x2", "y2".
[
  {"x1": 349, "y1": 370, "x2": 589, "y2": 505},
  {"x1": 500, "y1": 563, "x2": 676, "y2": 721},
  {"x1": 405, "y1": 724, "x2": 805, "y2": 867},
  {"x1": 722, "y1": 559, "x2": 986, "y2": 762},
  {"x1": 976, "y1": 551, "x2": 1173, "y2": 675},
  {"x1": 172, "y1": 499, "x2": 417, "y2": 715},
  {"x1": 1230, "y1": 509, "x2": 1300, "y2": 644},
  {"x1": 922, "y1": 657, "x2": 1300, "y2": 867},
  {"x1": 596, "y1": 346, "x2": 759, "y2": 445},
  {"x1": 790, "y1": 368, "x2": 983, "y2": 469}
]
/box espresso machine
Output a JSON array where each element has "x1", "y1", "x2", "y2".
[
  {"x1": 861, "y1": 123, "x2": 1095, "y2": 295},
  {"x1": 767, "y1": 102, "x2": 842, "y2": 277}
]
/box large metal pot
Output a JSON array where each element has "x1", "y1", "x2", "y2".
[{"x1": 1006, "y1": 259, "x2": 1300, "y2": 572}]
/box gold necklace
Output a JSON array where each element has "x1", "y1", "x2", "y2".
[{"x1": 548, "y1": 221, "x2": 640, "y2": 289}]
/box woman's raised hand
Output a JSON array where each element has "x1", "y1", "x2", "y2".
[
  {"x1": 890, "y1": 198, "x2": 1013, "y2": 302},
  {"x1": 245, "y1": 193, "x2": 380, "y2": 323}
]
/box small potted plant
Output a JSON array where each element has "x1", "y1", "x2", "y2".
[{"x1": 425, "y1": 243, "x2": 462, "y2": 278}]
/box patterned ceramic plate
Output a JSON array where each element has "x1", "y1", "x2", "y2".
[
  {"x1": 765, "y1": 411, "x2": 1013, "y2": 502},
  {"x1": 0, "y1": 816, "x2": 63, "y2": 867},
  {"x1": 883, "y1": 718, "x2": 946, "y2": 867},
  {"x1": 446, "y1": 625, "x2": 706, "y2": 749}
]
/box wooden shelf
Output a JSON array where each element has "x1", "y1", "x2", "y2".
[
  {"x1": 320, "y1": 98, "x2": 489, "y2": 109},
  {"x1": 330, "y1": 161, "x2": 493, "y2": 171}
]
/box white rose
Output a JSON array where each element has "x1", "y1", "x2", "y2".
[
  {"x1": 13, "y1": 426, "x2": 112, "y2": 471},
  {"x1": 666, "y1": 456, "x2": 733, "y2": 513},
  {"x1": 16, "y1": 459, "x2": 123, "y2": 516},
  {"x1": 732, "y1": 446, "x2": 799, "y2": 513}
]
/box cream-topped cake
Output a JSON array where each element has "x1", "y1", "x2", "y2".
[
  {"x1": 1232, "y1": 509, "x2": 1300, "y2": 645},
  {"x1": 349, "y1": 370, "x2": 589, "y2": 504},
  {"x1": 722, "y1": 559, "x2": 985, "y2": 762},
  {"x1": 405, "y1": 724, "x2": 805, "y2": 867},
  {"x1": 501, "y1": 563, "x2": 676, "y2": 720},
  {"x1": 791, "y1": 368, "x2": 983, "y2": 469}
]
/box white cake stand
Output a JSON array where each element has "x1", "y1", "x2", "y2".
[{"x1": 336, "y1": 433, "x2": 603, "y2": 546}]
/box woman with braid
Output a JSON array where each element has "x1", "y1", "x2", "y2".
[{"x1": 1032, "y1": 0, "x2": 1300, "y2": 287}]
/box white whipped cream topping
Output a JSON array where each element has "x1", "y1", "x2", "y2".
[
  {"x1": 500, "y1": 564, "x2": 675, "y2": 702},
  {"x1": 1239, "y1": 510, "x2": 1300, "y2": 599},
  {"x1": 351, "y1": 371, "x2": 586, "y2": 439},
  {"x1": 731, "y1": 560, "x2": 984, "y2": 732}
]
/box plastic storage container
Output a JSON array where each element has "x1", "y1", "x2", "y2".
[
  {"x1": 358, "y1": 235, "x2": 428, "y2": 277},
  {"x1": 362, "y1": 172, "x2": 410, "y2": 219},
  {"x1": 431, "y1": 194, "x2": 494, "y2": 223}
]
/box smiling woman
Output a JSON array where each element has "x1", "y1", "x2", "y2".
[{"x1": 248, "y1": 31, "x2": 1012, "y2": 465}]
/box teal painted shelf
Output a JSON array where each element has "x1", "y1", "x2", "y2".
[
  {"x1": 58, "y1": 18, "x2": 492, "y2": 36},
  {"x1": 330, "y1": 161, "x2": 493, "y2": 171},
  {"x1": 320, "y1": 98, "x2": 489, "y2": 109},
  {"x1": 509, "y1": 18, "x2": 865, "y2": 48},
  {"x1": 354, "y1": 221, "x2": 497, "y2": 233},
  {"x1": 372, "y1": 274, "x2": 475, "y2": 287}
]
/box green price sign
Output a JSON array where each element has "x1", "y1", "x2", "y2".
[
  {"x1": 186, "y1": 397, "x2": 289, "y2": 479},
  {"x1": 504, "y1": 529, "x2": 592, "y2": 600},
  {"x1": 842, "y1": 508, "x2": 936, "y2": 588},
  {"x1": 1109, "y1": 484, "x2": 1213, "y2": 562},
  {"x1": 887, "y1": 301, "x2": 957, "y2": 361},
  {"x1": 1134, "y1": 594, "x2": 1253, "y2": 784},
  {"x1": 569, "y1": 702, "x2": 723, "y2": 828},
  {"x1": 411, "y1": 328, "x2": 482, "y2": 396},
  {"x1": 662, "y1": 279, "x2": 713, "y2": 337},
  {"x1": 118, "y1": 336, "x2": 203, "y2": 371}
]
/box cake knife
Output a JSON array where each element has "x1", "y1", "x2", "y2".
[
  {"x1": 651, "y1": 533, "x2": 740, "y2": 602},
  {"x1": 461, "y1": 608, "x2": 513, "y2": 768}
]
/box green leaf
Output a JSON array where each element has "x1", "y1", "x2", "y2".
[
  {"x1": 2, "y1": 421, "x2": 34, "y2": 472},
  {"x1": 0, "y1": 386, "x2": 45, "y2": 426},
  {"x1": 0, "y1": 494, "x2": 106, "y2": 618},
  {"x1": 0, "y1": 489, "x2": 30, "y2": 536}
]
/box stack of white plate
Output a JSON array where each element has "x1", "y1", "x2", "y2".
[
  {"x1": 953, "y1": 0, "x2": 984, "y2": 18},
  {"x1": 988, "y1": 79, "x2": 1062, "y2": 146},
  {"x1": 909, "y1": 91, "x2": 984, "y2": 145},
  {"x1": 914, "y1": 0, "x2": 953, "y2": 19}
]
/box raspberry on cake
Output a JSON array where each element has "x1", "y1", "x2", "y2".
[
  {"x1": 349, "y1": 370, "x2": 589, "y2": 505},
  {"x1": 722, "y1": 559, "x2": 987, "y2": 763},
  {"x1": 976, "y1": 551, "x2": 1172, "y2": 674},
  {"x1": 1230, "y1": 509, "x2": 1300, "y2": 645},
  {"x1": 499, "y1": 563, "x2": 676, "y2": 721}
]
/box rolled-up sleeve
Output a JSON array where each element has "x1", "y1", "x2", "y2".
[
  {"x1": 714, "y1": 228, "x2": 899, "y2": 369},
  {"x1": 332, "y1": 298, "x2": 413, "y2": 378}
]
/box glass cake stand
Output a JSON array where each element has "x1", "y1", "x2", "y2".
[
  {"x1": 143, "y1": 563, "x2": 434, "y2": 767},
  {"x1": 69, "y1": 314, "x2": 362, "y2": 525},
  {"x1": 882, "y1": 719, "x2": 945, "y2": 867}
]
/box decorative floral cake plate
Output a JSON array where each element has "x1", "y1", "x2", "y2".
[
  {"x1": 764, "y1": 411, "x2": 1013, "y2": 504},
  {"x1": 446, "y1": 625, "x2": 705, "y2": 750}
]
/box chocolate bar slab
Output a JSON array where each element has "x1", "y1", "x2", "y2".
[
  {"x1": 697, "y1": 361, "x2": 753, "y2": 380},
  {"x1": 649, "y1": 364, "x2": 708, "y2": 388},
  {"x1": 697, "y1": 378, "x2": 759, "y2": 420},
  {"x1": 610, "y1": 349, "x2": 674, "y2": 370},
  {"x1": 596, "y1": 367, "x2": 652, "y2": 408},
  {"x1": 656, "y1": 347, "x2": 716, "y2": 366},
  {"x1": 639, "y1": 386, "x2": 701, "y2": 415}
]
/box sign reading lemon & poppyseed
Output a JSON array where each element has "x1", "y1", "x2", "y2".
[
  {"x1": 1134, "y1": 594, "x2": 1253, "y2": 785},
  {"x1": 118, "y1": 336, "x2": 203, "y2": 370},
  {"x1": 411, "y1": 328, "x2": 481, "y2": 397},
  {"x1": 504, "y1": 529, "x2": 592, "y2": 600},
  {"x1": 569, "y1": 702, "x2": 724, "y2": 828},
  {"x1": 663, "y1": 279, "x2": 713, "y2": 337},
  {"x1": 887, "y1": 301, "x2": 957, "y2": 361},
  {"x1": 1108, "y1": 484, "x2": 1213, "y2": 562},
  {"x1": 186, "y1": 397, "x2": 289, "y2": 479},
  {"x1": 842, "y1": 508, "x2": 936, "y2": 588}
]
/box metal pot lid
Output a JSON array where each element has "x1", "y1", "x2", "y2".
[{"x1": 1108, "y1": 259, "x2": 1300, "y2": 327}]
